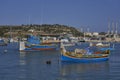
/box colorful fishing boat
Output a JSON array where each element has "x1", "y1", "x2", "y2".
[
  {"x1": 19, "y1": 35, "x2": 59, "y2": 51},
  {"x1": 61, "y1": 43, "x2": 110, "y2": 63}
]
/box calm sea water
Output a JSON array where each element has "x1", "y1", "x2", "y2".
[{"x1": 0, "y1": 42, "x2": 120, "y2": 80}]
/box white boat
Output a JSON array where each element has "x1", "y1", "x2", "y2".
[{"x1": 90, "y1": 42, "x2": 110, "y2": 47}]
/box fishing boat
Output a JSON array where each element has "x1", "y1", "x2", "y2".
[
  {"x1": 61, "y1": 43, "x2": 110, "y2": 63},
  {"x1": 19, "y1": 35, "x2": 58, "y2": 51}
]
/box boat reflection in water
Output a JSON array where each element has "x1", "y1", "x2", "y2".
[
  {"x1": 60, "y1": 62, "x2": 110, "y2": 80},
  {"x1": 19, "y1": 52, "x2": 27, "y2": 66}
]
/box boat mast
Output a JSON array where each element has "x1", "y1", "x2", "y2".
[
  {"x1": 107, "y1": 21, "x2": 111, "y2": 38},
  {"x1": 81, "y1": 27, "x2": 85, "y2": 39},
  {"x1": 111, "y1": 22, "x2": 114, "y2": 36},
  {"x1": 9, "y1": 26, "x2": 14, "y2": 42},
  {"x1": 115, "y1": 22, "x2": 118, "y2": 41},
  {"x1": 10, "y1": 26, "x2": 12, "y2": 39},
  {"x1": 87, "y1": 27, "x2": 90, "y2": 33}
]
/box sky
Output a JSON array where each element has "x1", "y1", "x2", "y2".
[{"x1": 0, "y1": 0, "x2": 120, "y2": 32}]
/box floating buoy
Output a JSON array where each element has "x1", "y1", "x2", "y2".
[
  {"x1": 4, "y1": 49, "x2": 8, "y2": 53},
  {"x1": 46, "y1": 60, "x2": 51, "y2": 64}
]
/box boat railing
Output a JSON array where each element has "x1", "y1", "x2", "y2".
[{"x1": 64, "y1": 49, "x2": 110, "y2": 58}]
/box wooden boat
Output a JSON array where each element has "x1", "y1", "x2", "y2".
[
  {"x1": 61, "y1": 43, "x2": 110, "y2": 63},
  {"x1": 19, "y1": 35, "x2": 58, "y2": 51}
]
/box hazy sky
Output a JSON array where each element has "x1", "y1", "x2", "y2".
[{"x1": 0, "y1": 0, "x2": 120, "y2": 32}]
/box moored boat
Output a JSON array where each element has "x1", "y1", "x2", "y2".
[
  {"x1": 61, "y1": 43, "x2": 110, "y2": 63},
  {"x1": 90, "y1": 42, "x2": 114, "y2": 51},
  {"x1": 90, "y1": 42, "x2": 110, "y2": 47},
  {"x1": 0, "y1": 39, "x2": 7, "y2": 46},
  {"x1": 19, "y1": 35, "x2": 59, "y2": 51}
]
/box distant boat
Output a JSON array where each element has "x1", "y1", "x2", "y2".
[
  {"x1": 90, "y1": 42, "x2": 114, "y2": 51},
  {"x1": 90, "y1": 42, "x2": 110, "y2": 47},
  {"x1": 9, "y1": 38, "x2": 14, "y2": 42},
  {"x1": 0, "y1": 39, "x2": 7, "y2": 46},
  {"x1": 19, "y1": 35, "x2": 58, "y2": 51},
  {"x1": 61, "y1": 43, "x2": 110, "y2": 63},
  {"x1": 78, "y1": 39, "x2": 85, "y2": 42},
  {"x1": 60, "y1": 38, "x2": 69, "y2": 43}
]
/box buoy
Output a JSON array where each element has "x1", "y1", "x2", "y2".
[
  {"x1": 4, "y1": 50, "x2": 8, "y2": 53},
  {"x1": 46, "y1": 61, "x2": 51, "y2": 64}
]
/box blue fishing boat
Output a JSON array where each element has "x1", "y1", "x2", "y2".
[
  {"x1": 19, "y1": 35, "x2": 58, "y2": 51},
  {"x1": 61, "y1": 43, "x2": 110, "y2": 63}
]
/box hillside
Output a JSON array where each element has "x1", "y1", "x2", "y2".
[{"x1": 0, "y1": 24, "x2": 83, "y2": 37}]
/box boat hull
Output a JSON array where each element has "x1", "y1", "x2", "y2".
[
  {"x1": 19, "y1": 41, "x2": 59, "y2": 51},
  {"x1": 61, "y1": 54, "x2": 109, "y2": 63},
  {"x1": 100, "y1": 47, "x2": 114, "y2": 51},
  {"x1": 22, "y1": 46, "x2": 57, "y2": 51}
]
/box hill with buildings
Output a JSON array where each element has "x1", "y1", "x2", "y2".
[
  {"x1": 0, "y1": 24, "x2": 83, "y2": 38},
  {"x1": 1, "y1": 24, "x2": 120, "y2": 42}
]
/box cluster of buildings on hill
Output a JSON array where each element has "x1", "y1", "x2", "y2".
[
  {"x1": 2, "y1": 29, "x2": 120, "y2": 43},
  {"x1": 0, "y1": 23, "x2": 120, "y2": 42}
]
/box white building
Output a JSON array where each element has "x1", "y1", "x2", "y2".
[
  {"x1": 85, "y1": 32, "x2": 92, "y2": 36},
  {"x1": 93, "y1": 32, "x2": 99, "y2": 36}
]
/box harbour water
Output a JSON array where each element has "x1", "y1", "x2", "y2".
[{"x1": 0, "y1": 42, "x2": 120, "y2": 80}]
